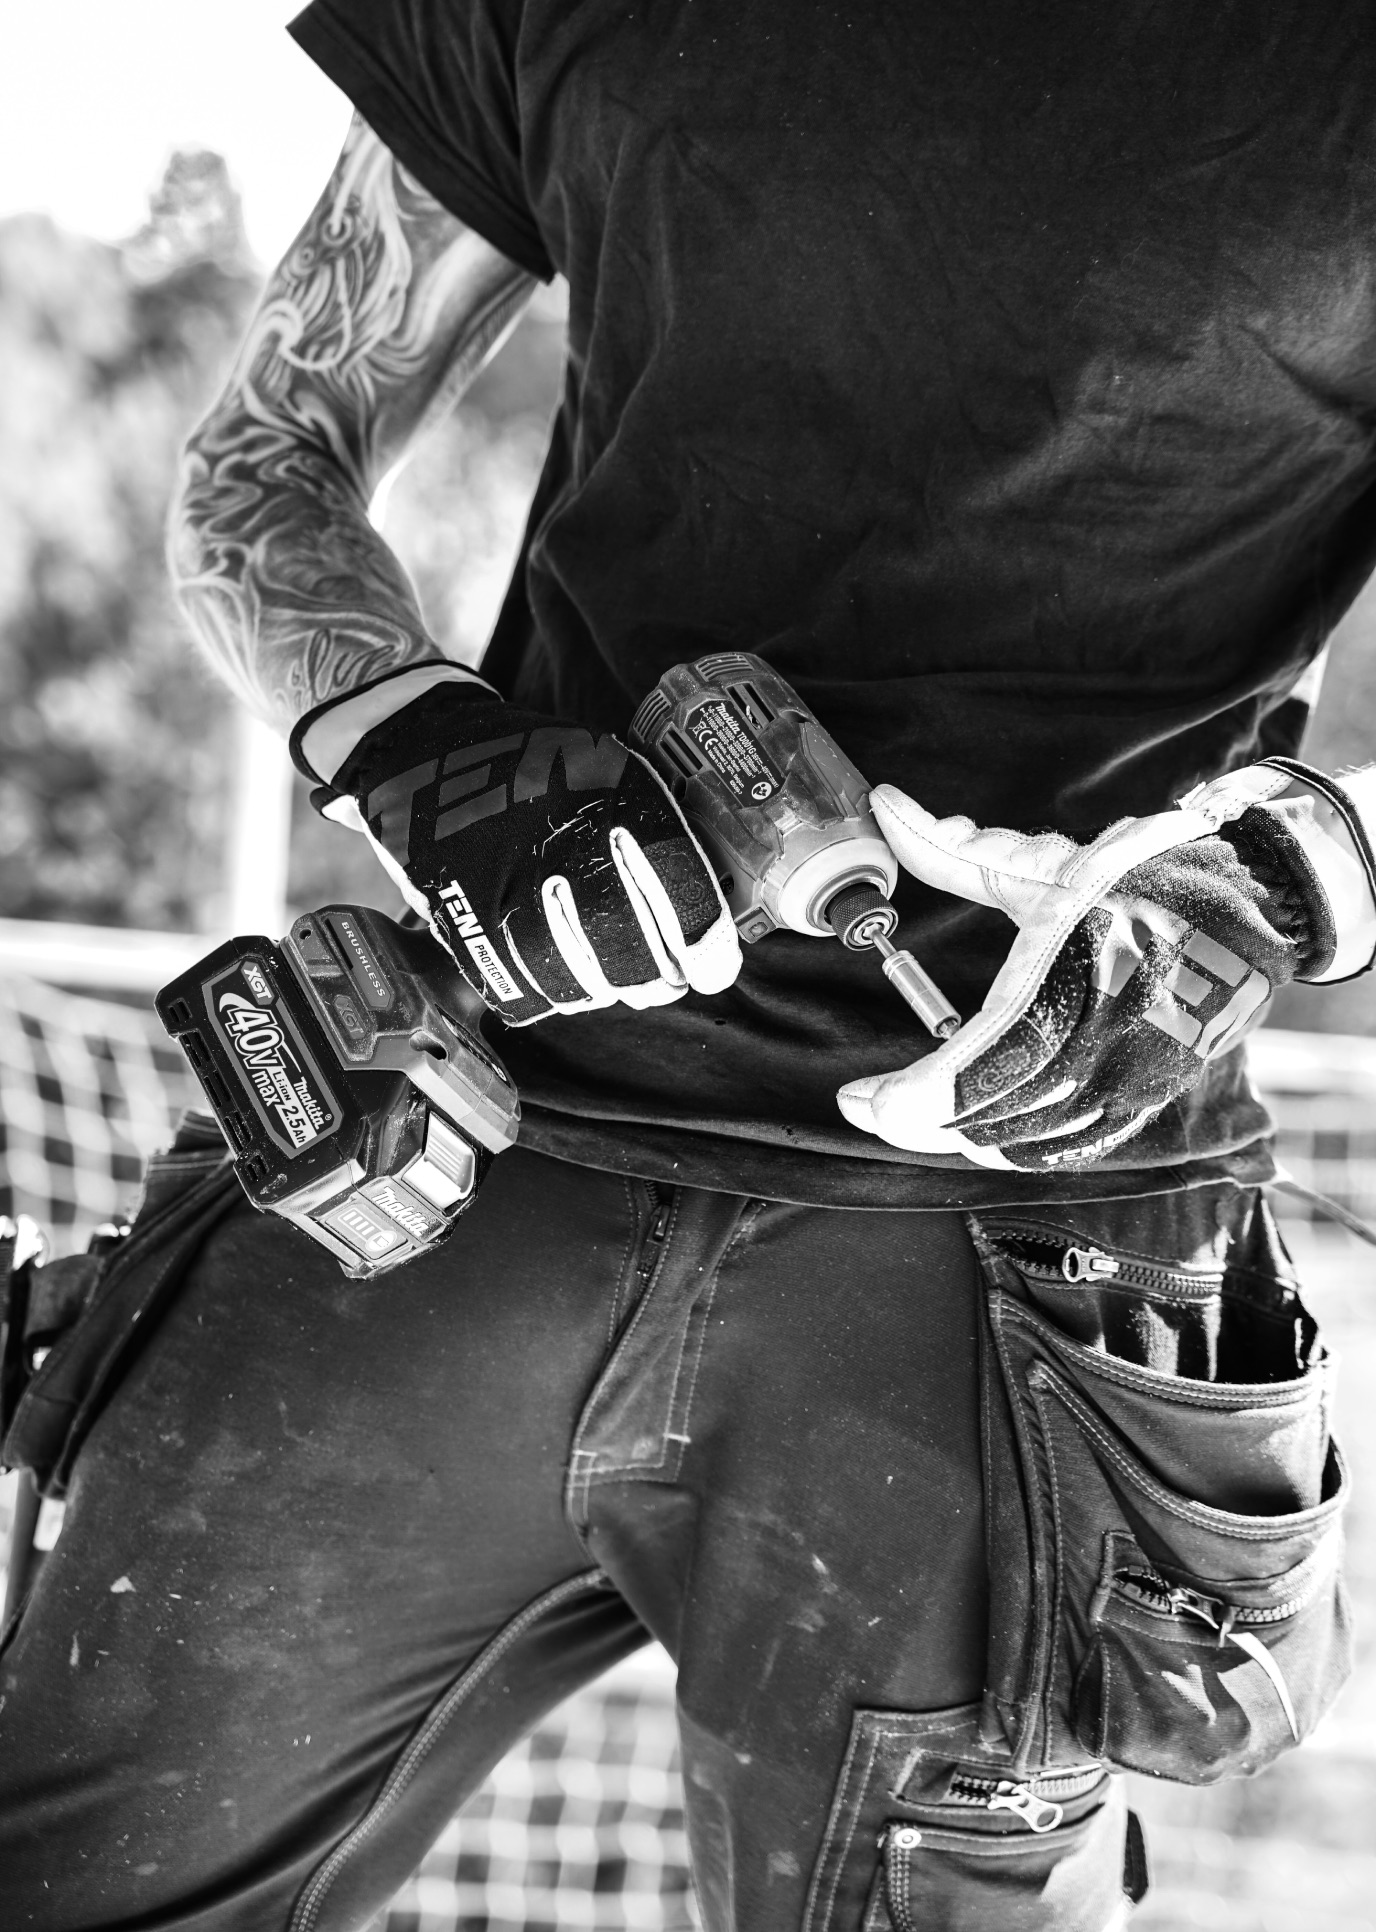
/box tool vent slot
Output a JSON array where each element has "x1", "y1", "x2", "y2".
[
  {"x1": 658, "y1": 725, "x2": 708, "y2": 783},
  {"x1": 628, "y1": 687, "x2": 672, "y2": 746},
  {"x1": 695, "y1": 651, "x2": 756, "y2": 682},
  {"x1": 726, "y1": 678, "x2": 777, "y2": 725},
  {"x1": 180, "y1": 1030, "x2": 210, "y2": 1071}
]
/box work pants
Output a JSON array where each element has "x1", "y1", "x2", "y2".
[{"x1": 2, "y1": 1144, "x2": 1155, "y2": 1929}]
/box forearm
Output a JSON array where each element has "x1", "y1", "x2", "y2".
[
  {"x1": 170, "y1": 414, "x2": 444, "y2": 731},
  {"x1": 167, "y1": 113, "x2": 534, "y2": 734}
]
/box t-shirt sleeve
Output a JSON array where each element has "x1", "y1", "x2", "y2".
[{"x1": 288, "y1": 0, "x2": 555, "y2": 281}]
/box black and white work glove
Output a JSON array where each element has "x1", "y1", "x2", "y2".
[
  {"x1": 838, "y1": 760, "x2": 1376, "y2": 1171},
  {"x1": 292, "y1": 664, "x2": 741, "y2": 1025}
]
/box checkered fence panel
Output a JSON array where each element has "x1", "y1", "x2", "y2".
[{"x1": 0, "y1": 972, "x2": 200, "y2": 1245}]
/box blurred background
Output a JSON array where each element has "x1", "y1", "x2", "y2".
[{"x1": 1, "y1": 6, "x2": 1375, "y2": 1928}]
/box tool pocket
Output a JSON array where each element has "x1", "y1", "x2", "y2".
[
  {"x1": 969, "y1": 1187, "x2": 1352, "y2": 1783},
  {"x1": 802, "y1": 1703, "x2": 1143, "y2": 1932},
  {"x1": 876, "y1": 1810, "x2": 1139, "y2": 1932},
  {"x1": 1, "y1": 1110, "x2": 240, "y2": 1497}
]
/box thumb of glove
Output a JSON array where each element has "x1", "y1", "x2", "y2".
[{"x1": 868, "y1": 786, "x2": 1083, "y2": 921}]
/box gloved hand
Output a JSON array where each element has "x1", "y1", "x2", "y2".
[
  {"x1": 838, "y1": 761, "x2": 1376, "y2": 1171},
  {"x1": 294, "y1": 666, "x2": 741, "y2": 1025}
]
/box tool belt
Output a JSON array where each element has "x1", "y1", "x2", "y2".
[
  {"x1": 1, "y1": 1111, "x2": 238, "y2": 1499},
  {"x1": 805, "y1": 1183, "x2": 1351, "y2": 1931},
  {"x1": 968, "y1": 1185, "x2": 1351, "y2": 1786}
]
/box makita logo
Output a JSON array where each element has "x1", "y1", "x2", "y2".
[
  {"x1": 438, "y1": 883, "x2": 522, "y2": 1003},
  {"x1": 368, "y1": 1183, "x2": 435, "y2": 1240},
  {"x1": 217, "y1": 992, "x2": 329, "y2": 1147}
]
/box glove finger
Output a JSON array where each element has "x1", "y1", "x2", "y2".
[
  {"x1": 610, "y1": 828, "x2": 742, "y2": 997},
  {"x1": 992, "y1": 1105, "x2": 1161, "y2": 1172},
  {"x1": 490, "y1": 901, "x2": 602, "y2": 1014},
  {"x1": 539, "y1": 874, "x2": 686, "y2": 1011},
  {"x1": 545, "y1": 840, "x2": 675, "y2": 994},
  {"x1": 538, "y1": 876, "x2": 626, "y2": 1008},
  {"x1": 837, "y1": 1050, "x2": 1014, "y2": 1167},
  {"x1": 945, "y1": 925, "x2": 1095, "y2": 1128},
  {"x1": 537, "y1": 874, "x2": 686, "y2": 1010},
  {"x1": 869, "y1": 786, "x2": 1081, "y2": 919}
]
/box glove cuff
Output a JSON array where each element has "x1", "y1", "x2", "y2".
[
  {"x1": 289, "y1": 661, "x2": 500, "y2": 787},
  {"x1": 1257, "y1": 757, "x2": 1376, "y2": 983},
  {"x1": 1215, "y1": 807, "x2": 1337, "y2": 979}
]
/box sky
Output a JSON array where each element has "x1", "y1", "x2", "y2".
[{"x1": 0, "y1": 1, "x2": 353, "y2": 267}]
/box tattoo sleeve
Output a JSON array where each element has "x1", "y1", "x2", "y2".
[{"x1": 169, "y1": 114, "x2": 537, "y2": 731}]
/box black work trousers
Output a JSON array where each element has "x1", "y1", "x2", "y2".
[{"x1": 0, "y1": 1145, "x2": 1138, "y2": 1931}]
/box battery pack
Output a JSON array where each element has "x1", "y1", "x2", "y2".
[{"x1": 156, "y1": 906, "x2": 519, "y2": 1278}]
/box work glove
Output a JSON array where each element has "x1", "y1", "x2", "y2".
[
  {"x1": 838, "y1": 759, "x2": 1376, "y2": 1171},
  {"x1": 293, "y1": 665, "x2": 741, "y2": 1026}
]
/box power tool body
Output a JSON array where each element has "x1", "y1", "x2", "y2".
[
  {"x1": 156, "y1": 906, "x2": 518, "y2": 1278},
  {"x1": 630, "y1": 654, "x2": 960, "y2": 1038}
]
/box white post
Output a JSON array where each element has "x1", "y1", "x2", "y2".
[{"x1": 224, "y1": 709, "x2": 294, "y2": 936}]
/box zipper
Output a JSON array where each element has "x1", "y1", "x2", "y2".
[
  {"x1": 635, "y1": 1186, "x2": 671, "y2": 1280},
  {"x1": 989, "y1": 1226, "x2": 1225, "y2": 1299},
  {"x1": 1112, "y1": 1567, "x2": 1301, "y2": 1739},
  {"x1": 942, "y1": 1765, "x2": 1101, "y2": 1833}
]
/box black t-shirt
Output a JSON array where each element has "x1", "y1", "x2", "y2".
[{"x1": 290, "y1": 0, "x2": 1376, "y2": 1207}]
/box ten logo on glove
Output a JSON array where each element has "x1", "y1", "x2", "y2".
[
  {"x1": 839, "y1": 761, "x2": 1376, "y2": 1173},
  {"x1": 296, "y1": 668, "x2": 741, "y2": 1026}
]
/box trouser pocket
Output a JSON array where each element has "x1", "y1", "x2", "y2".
[
  {"x1": 878, "y1": 1809, "x2": 1139, "y2": 1932},
  {"x1": 803, "y1": 1703, "x2": 1142, "y2": 1932},
  {"x1": 969, "y1": 1186, "x2": 1352, "y2": 1783}
]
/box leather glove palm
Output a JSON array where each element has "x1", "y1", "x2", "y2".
[
  {"x1": 311, "y1": 679, "x2": 741, "y2": 1026},
  {"x1": 839, "y1": 764, "x2": 1372, "y2": 1171}
]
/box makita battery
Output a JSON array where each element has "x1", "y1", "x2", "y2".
[{"x1": 156, "y1": 905, "x2": 520, "y2": 1278}]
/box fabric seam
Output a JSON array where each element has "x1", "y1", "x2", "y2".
[{"x1": 288, "y1": 1567, "x2": 608, "y2": 1932}]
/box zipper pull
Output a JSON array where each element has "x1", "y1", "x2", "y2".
[
  {"x1": 987, "y1": 1782, "x2": 1065, "y2": 1834},
  {"x1": 1166, "y1": 1584, "x2": 1222, "y2": 1632},
  {"x1": 1061, "y1": 1245, "x2": 1120, "y2": 1284},
  {"x1": 636, "y1": 1200, "x2": 671, "y2": 1277}
]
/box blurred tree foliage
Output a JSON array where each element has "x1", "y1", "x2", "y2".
[
  {"x1": 0, "y1": 152, "x2": 255, "y2": 930},
  {"x1": 0, "y1": 148, "x2": 564, "y2": 933}
]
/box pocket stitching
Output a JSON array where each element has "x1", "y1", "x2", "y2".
[
  {"x1": 1005, "y1": 1297, "x2": 1325, "y2": 1411},
  {"x1": 803, "y1": 1721, "x2": 884, "y2": 1932},
  {"x1": 803, "y1": 1707, "x2": 989, "y2": 1932},
  {"x1": 1036, "y1": 1359, "x2": 1074, "y2": 1758},
  {"x1": 1029, "y1": 1362, "x2": 1347, "y2": 1538}
]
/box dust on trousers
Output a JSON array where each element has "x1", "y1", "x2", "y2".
[{"x1": 0, "y1": 1132, "x2": 1348, "y2": 1931}]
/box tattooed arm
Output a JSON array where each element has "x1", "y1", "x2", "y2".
[{"x1": 169, "y1": 114, "x2": 537, "y2": 732}]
